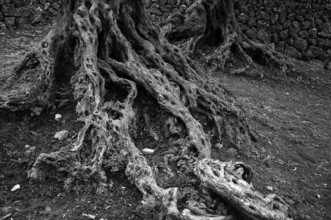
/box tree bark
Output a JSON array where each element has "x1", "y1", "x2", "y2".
[
  {"x1": 164, "y1": 0, "x2": 295, "y2": 75},
  {"x1": 0, "y1": 0, "x2": 292, "y2": 219}
]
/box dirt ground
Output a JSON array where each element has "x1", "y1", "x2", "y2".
[{"x1": 0, "y1": 26, "x2": 330, "y2": 220}]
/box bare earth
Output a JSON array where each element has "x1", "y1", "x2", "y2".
[{"x1": 0, "y1": 26, "x2": 330, "y2": 220}]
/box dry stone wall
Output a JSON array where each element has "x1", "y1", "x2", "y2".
[
  {"x1": 1, "y1": 0, "x2": 330, "y2": 63},
  {"x1": 0, "y1": 0, "x2": 60, "y2": 30},
  {"x1": 236, "y1": 0, "x2": 331, "y2": 62},
  {"x1": 146, "y1": 0, "x2": 331, "y2": 63}
]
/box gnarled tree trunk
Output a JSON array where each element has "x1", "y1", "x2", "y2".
[
  {"x1": 164, "y1": 0, "x2": 295, "y2": 75},
  {"x1": 0, "y1": 0, "x2": 292, "y2": 219}
]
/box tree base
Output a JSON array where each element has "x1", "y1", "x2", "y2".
[
  {"x1": 164, "y1": 0, "x2": 295, "y2": 78},
  {"x1": 0, "y1": 0, "x2": 292, "y2": 219}
]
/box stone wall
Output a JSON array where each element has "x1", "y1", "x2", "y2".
[
  {"x1": 0, "y1": 0, "x2": 60, "y2": 30},
  {"x1": 236, "y1": 0, "x2": 331, "y2": 62},
  {"x1": 146, "y1": 0, "x2": 331, "y2": 62},
  {"x1": 1, "y1": 0, "x2": 330, "y2": 63}
]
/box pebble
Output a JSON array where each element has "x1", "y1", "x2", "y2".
[
  {"x1": 215, "y1": 143, "x2": 223, "y2": 150},
  {"x1": 11, "y1": 184, "x2": 20, "y2": 192},
  {"x1": 55, "y1": 114, "x2": 62, "y2": 121},
  {"x1": 266, "y1": 186, "x2": 274, "y2": 192},
  {"x1": 316, "y1": 194, "x2": 321, "y2": 199},
  {"x1": 142, "y1": 148, "x2": 155, "y2": 154},
  {"x1": 25, "y1": 146, "x2": 37, "y2": 155},
  {"x1": 54, "y1": 130, "x2": 69, "y2": 141}
]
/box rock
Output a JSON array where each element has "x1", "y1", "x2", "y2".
[
  {"x1": 245, "y1": 28, "x2": 257, "y2": 40},
  {"x1": 325, "y1": 60, "x2": 331, "y2": 70},
  {"x1": 301, "y1": 21, "x2": 311, "y2": 30},
  {"x1": 51, "y1": 2, "x2": 60, "y2": 11},
  {"x1": 257, "y1": 30, "x2": 271, "y2": 43},
  {"x1": 142, "y1": 148, "x2": 155, "y2": 155},
  {"x1": 279, "y1": 29, "x2": 289, "y2": 40},
  {"x1": 54, "y1": 130, "x2": 70, "y2": 141},
  {"x1": 257, "y1": 20, "x2": 269, "y2": 29},
  {"x1": 276, "y1": 41, "x2": 286, "y2": 52},
  {"x1": 272, "y1": 34, "x2": 279, "y2": 43},
  {"x1": 215, "y1": 143, "x2": 223, "y2": 150},
  {"x1": 316, "y1": 194, "x2": 321, "y2": 199},
  {"x1": 25, "y1": 144, "x2": 31, "y2": 149},
  {"x1": 260, "y1": 11, "x2": 270, "y2": 20},
  {"x1": 11, "y1": 184, "x2": 20, "y2": 192},
  {"x1": 318, "y1": 38, "x2": 331, "y2": 50},
  {"x1": 310, "y1": 59, "x2": 324, "y2": 68},
  {"x1": 48, "y1": 7, "x2": 57, "y2": 15},
  {"x1": 294, "y1": 37, "x2": 308, "y2": 51},
  {"x1": 25, "y1": 146, "x2": 36, "y2": 155},
  {"x1": 179, "y1": 5, "x2": 187, "y2": 14},
  {"x1": 305, "y1": 46, "x2": 324, "y2": 59},
  {"x1": 30, "y1": 106, "x2": 43, "y2": 116},
  {"x1": 291, "y1": 21, "x2": 300, "y2": 33},
  {"x1": 0, "y1": 22, "x2": 6, "y2": 30},
  {"x1": 1, "y1": 4, "x2": 15, "y2": 16},
  {"x1": 45, "y1": 206, "x2": 52, "y2": 212},
  {"x1": 308, "y1": 29, "x2": 317, "y2": 38},
  {"x1": 285, "y1": 46, "x2": 301, "y2": 59},
  {"x1": 238, "y1": 13, "x2": 249, "y2": 24},
  {"x1": 82, "y1": 213, "x2": 96, "y2": 219},
  {"x1": 247, "y1": 18, "x2": 256, "y2": 27},
  {"x1": 44, "y1": 2, "x2": 50, "y2": 11},
  {"x1": 266, "y1": 186, "x2": 273, "y2": 191},
  {"x1": 55, "y1": 114, "x2": 62, "y2": 121},
  {"x1": 4, "y1": 17, "x2": 15, "y2": 30}
]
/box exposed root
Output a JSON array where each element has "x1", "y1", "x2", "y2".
[
  {"x1": 164, "y1": 0, "x2": 295, "y2": 76},
  {"x1": 196, "y1": 159, "x2": 291, "y2": 220},
  {"x1": 0, "y1": 0, "x2": 291, "y2": 219},
  {"x1": 0, "y1": 30, "x2": 57, "y2": 111}
]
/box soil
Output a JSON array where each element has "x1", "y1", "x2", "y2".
[{"x1": 0, "y1": 25, "x2": 331, "y2": 220}]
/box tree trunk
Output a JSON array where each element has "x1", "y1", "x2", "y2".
[
  {"x1": 164, "y1": 0, "x2": 295, "y2": 75},
  {"x1": 0, "y1": 0, "x2": 292, "y2": 219}
]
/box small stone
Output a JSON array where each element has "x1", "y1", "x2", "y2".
[
  {"x1": 215, "y1": 143, "x2": 223, "y2": 150},
  {"x1": 54, "y1": 130, "x2": 69, "y2": 141},
  {"x1": 44, "y1": 2, "x2": 50, "y2": 10},
  {"x1": 30, "y1": 107, "x2": 43, "y2": 116},
  {"x1": 142, "y1": 148, "x2": 155, "y2": 155},
  {"x1": 55, "y1": 114, "x2": 62, "y2": 121},
  {"x1": 316, "y1": 194, "x2": 321, "y2": 199},
  {"x1": 266, "y1": 186, "x2": 273, "y2": 192},
  {"x1": 0, "y1": 22, "x2": 7, "y2": 30},
  {"x1": 82, "y1": 213, "x2": 96, "y2": 219},
  {"x1": 25, "y1": 144, "x2": 31, "y2": 149},
  {"x1": 45, "y1": 206, "x2": 52, "y2": 212},
  {"x1": 25, "y1": 146, "x2": 36, "y2": 155},
  {"x1": 11, "y1": 184, "x2": 20, "y2": 192}
]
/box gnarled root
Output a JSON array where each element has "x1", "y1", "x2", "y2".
[
  {"x1": 0, "y1": 30, "x2": 57, "y2": 111},
  {"x1": 164, "y1": 0, "x2": 295, "y2": 76},
  {"x1": 1, "y1": 0, "x2": 291, "y2": 219},
  {"x1": 196, "y1": 159, "x2": 291, "y2": 220}
]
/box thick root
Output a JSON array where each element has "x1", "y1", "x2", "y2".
[
  {"x1": 0, "y1": 31, "x2": 56, "y2": 111},
  {"x1": 2, "y1": 0, "x2": 291, "y2": 219},
  {"x1": 196, "y1": 159, "x2": 291, "y2": 220}
]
